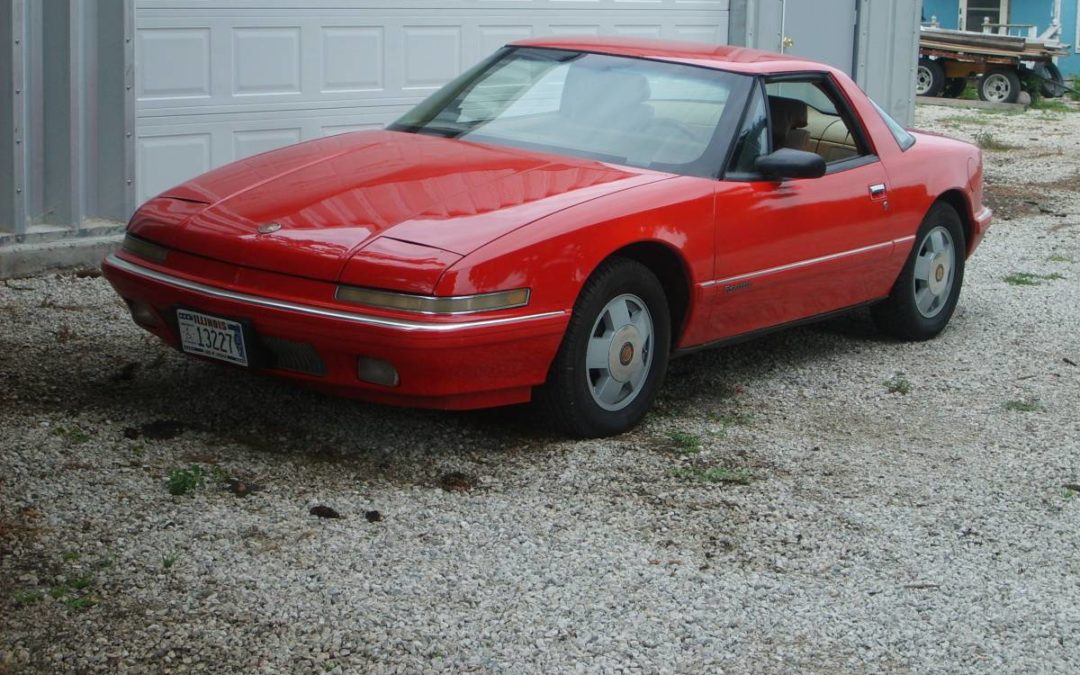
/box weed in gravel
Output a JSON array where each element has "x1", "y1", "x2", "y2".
[
  {"x1": 1047, "y1": 254, "x2": 1076, "y2": 263},
  {"x1": 62, "y1": 551, "x2": 80, "y2": 562},
  {"x1": 973, "y1": 131, "x2": 1013, "y2": 151},
  {"x1": 708, "y1": 411, "x2": 753, "y2": 429},
  {"x1": 1062, "y1": 485, "x2": 1079, "y2": 500},
  {"x1": 940, "y1": 115, "x2": 991, "y2": 127},
  {"x1": 166, "y1": 465, "x2": 208, "y2": 496},
  {"x1": 1031, "y1": 99, "x2": 1075, "y2": 113},
  {"x1": 670, "y1": 432, "x2": 703, "y2": 455},
  {"x1": 13, "y1": 590, "x2": 44, "y2": 606},
  {"x1": 885, "y1": 373, "x2": 912, "y2": 395},
  {"x1": 161, "y1": 553, "x2": 177, "y2": 570},
  {"x1": 63, "y1": 595, "x2": 97, "y2": 611},
  {"x1": 1005, "y1": 399, "x2": 1042, "y2": 412},
  {"x1": 51, "y1": 425, "x2": 91, "y2": 444},
  {"x1": 1004, "y1": 272, "x2": 1066, "y2": 286},
  {"x1": 674, "y1": 466, "x2": 754, "y2": 485}
]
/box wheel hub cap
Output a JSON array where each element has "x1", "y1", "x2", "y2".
[
  {"x1": 586, "y1": 293, "x2": 655, "y2": 412},
  {"x1": 608, "y1": 326, "x2": 643, "y2": 382},
  {"x1": 913, "y1": 226, "x2": 956, "y2": 319}
]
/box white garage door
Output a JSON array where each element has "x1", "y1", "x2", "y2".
[{"x1": 134, "y1": 0, "x2": 730, "y2": 204}]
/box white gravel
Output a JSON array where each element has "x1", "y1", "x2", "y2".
[{"x1": 1, "y1": 103, "x2": 1079, "y2": 674}]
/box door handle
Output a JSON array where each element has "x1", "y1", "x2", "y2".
[{"x1": 869, "y1": 183, "x2": 887, "y2": 199}]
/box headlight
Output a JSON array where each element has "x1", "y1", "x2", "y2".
[
  {"x1": 335, "y1": 286, "x2": 530, "y2": 314},
  {"x1": 122, "y1": 234, "x2": 169, "y2": 263}
]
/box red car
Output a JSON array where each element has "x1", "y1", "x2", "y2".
[{"x1": 103, "y1": 37, "x2": 991, "y2": 437}]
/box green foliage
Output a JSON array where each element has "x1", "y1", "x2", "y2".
[
  {"x1": 1005, "y1": 399, "x2": 1041, "y2": 413},
  {"x1": 166, "y1": 465, "x2": 208, "y2": 496},
  {"x1": 51, "y1": 425, "x2": 91, "y2": 444},
  {"x1": 13, "y1": 590, "x2": 44, "y2": 606},
  {"x1": 973, "y1": 131, "x2": 1012, "y2": 151},
  {"x1": 669, "y1": 431, "x2": 703, "y2": 455},
  {"x1": 885, "y1": 373, "x2": 912, "y2": 396},
  {"x1": 1004, "y1": 272, "x2": 1065, "y2": 286}
]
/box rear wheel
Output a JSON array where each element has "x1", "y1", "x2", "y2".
[
  {"x1": 916, "y1": 58, "x2": 945, "y2": 97},
  {"x1": 872, "y1": 203, "x2": 966, "y2": 341},
  {"x1": 1036, "y1": 62, "x2": 1066, "y2": 98},
  {"x1": 538, "y1": 258, "x2": 670, "y2": 438},
  {"x1": 978, "y1": 68, "x2": 1021, "y2": 103}
]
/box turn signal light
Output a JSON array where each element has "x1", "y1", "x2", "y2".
[
  {"x1": 122, "y1": 234, "x2": 169, "y2": 264},
  {"x1": 335, "y1": 286, "x2": 530, "y2": 314}
]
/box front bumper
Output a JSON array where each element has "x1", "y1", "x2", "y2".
[
  {"x1": 102, "y1": 253, "x2": 570, "y2": 410},
  {"x1": 970, "y1": 205, "x2": 992, "y2": 254}
]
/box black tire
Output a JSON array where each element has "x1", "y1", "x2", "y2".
[
  {"x1": 978, "y1": 68, "x2": 1021, "y2": 103},
  {"x1": 916, "y1": 58, "x2": 946, "y2": 97},
  {"x1": 943, "y1": 77, "x2": 968, "y2": 98},
  {"x1": 872, "y1": 202, "x2": 966, "y2": 341},
  {"x1": 1036, "y1": 62, "x2": 1066, "y2": 98},
  {"x1": 537, "y1": 258, "x2": 671, "y2": 438}
]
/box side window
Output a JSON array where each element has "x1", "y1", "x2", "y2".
[
  {"x1": 727, "y1": 84, "x2": 769, "y2": 177},
  {"x1": 764, "y1": 79, "x2": 871, "y2": 166}
]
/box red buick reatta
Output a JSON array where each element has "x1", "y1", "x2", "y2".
[{"x1": 103, "y1": 38, "x2": 991, "y2": 437}]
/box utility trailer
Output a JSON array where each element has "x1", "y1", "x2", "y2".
[{"x1": 917, "y1": 24, "x2": 1070, "y2": 103}]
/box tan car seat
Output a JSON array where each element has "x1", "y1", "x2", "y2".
[{"x1": 767, "y1": 96, "x2": 811, "y2": 152}]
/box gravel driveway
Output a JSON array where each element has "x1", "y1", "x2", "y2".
[{"x1": 2, "y1": 104, "x2": 1078, "y2": 674}]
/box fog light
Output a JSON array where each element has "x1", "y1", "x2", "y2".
[
  {"x1": 357, "y1": 357, "x2": 399, "y2": 387},
  {"x1": 127, "y1": 300, "x2": 159, "y2": 329}
]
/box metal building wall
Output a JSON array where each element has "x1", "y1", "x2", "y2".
[
  {"x1": 730, "y1": 0, "x2": 922, "y2": 126},
  {"x1": 0, "y1": 0, "x2": 134, "y2": 277}
]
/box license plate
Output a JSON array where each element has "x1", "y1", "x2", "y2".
[{"x1": 177, "y1": 308, "x2": 250, "y2": 367}]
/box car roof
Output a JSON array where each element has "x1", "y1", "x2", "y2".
[{"x1": 510, "y1": 36, "x2": 831, "y2": 75}]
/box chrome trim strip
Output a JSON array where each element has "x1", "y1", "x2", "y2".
[
  {"x1": 701, "y1": 238, "x2": 906, "y2": 289},
  {"x1": 106, "y1": 255, "x2": 567, "y2": 333}
]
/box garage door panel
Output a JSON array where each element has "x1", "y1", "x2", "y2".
[
  {"x1": 232, "y1": 27, "x2": 302, "y2": 96},
  {"x1": 136, "y1": 0, "x2": 729, "y2": 202},
  {"x1": 321, "y1": 26, "x2": 384, "y2": 92}
]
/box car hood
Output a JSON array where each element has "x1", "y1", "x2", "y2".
[{"x1": 132, "y1": 130, "x2": 669, "y2": 283}]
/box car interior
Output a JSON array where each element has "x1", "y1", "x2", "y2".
[{"x1": 765, "y1": 82, "x2": 862, "y2": 163}]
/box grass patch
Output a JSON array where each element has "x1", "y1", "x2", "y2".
[
  {"x1": 166, "y1": 464, "x2": 230, "y2": 496},
  {"x1": 674, "y1": 466, "x2": 754, "y2": 485},
  {"x1": 1003, "y1": 272, "x2": 1066, "y2": 286},
  {"x1": 51, "y1": 425, "x2": 91, "y2": 444},
  {"x1": 13, "y1": 590, "x2": 44, "y2": 606},
  {"x1": 669, "y1": 431, "x2": 703, "y2": 455},
  {"x1": 1047, "y1": 255, "x2": 1075, "y2": 263},
  {"x1": 1031, "y1": 98, "x2": 1074, "y2": 113},
  {"x1": 161, "y1": 553, "x2": 177, "y2": 570},
  {"x1": 940, "y1": 115, "x2": 992, "y2": 127},
  {"x1": 885, "y1": 373, "x2": 912, "y2": 396},
  {"x1": 973, "y1": 131, "x2": 1012, "y2": 151},
  {"x1": 166, "y1": 465, "x2": 208, "y2": 496},
  {"x1": 1005, "y1": 399, "x2": 1042, "y2": 413}
]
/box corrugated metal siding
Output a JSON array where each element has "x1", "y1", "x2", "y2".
[{"x1": 855, "y1": 0, "x2": 921, "y2": 126}]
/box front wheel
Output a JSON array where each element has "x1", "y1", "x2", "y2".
[
  {"x1": 538, "y1": 258, "x2": 671, "y2": 438},
  {"x1": 871, "y1": 202, "x2": 966, "y2": 341}
]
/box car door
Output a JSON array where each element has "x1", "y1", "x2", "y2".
[{"x1": 708, "y1": 74, "x2": 899, "y2": 340}]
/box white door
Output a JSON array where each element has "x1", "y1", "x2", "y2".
[
  {"x1": 959, "y1": 0, "x2": 1010, "y2": 31},
  {"x1": 134, "y1": 0, "x2": 731, "y2": 204}
]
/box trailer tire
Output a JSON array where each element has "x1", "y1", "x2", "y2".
[
  {"x1": 943, "y1": 77, "x2": 968, "y2": 98},
  {"x1": 917, "y1": 58, "x2": 945, "y2": 97},
  {"x1": 1036, "y1": 62, "x2": 1066, "y2": 98},
  {"x1": 978, "y1": 68, "x2": 1021, "y2": 104}
]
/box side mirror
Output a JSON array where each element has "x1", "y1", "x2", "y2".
[{"x1": 754, "y1": 148, "x2": 827, "y2": 180}]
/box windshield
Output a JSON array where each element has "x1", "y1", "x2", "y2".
[{"x1": 389, "y1": 47, "x2": 750, "y2": 178}]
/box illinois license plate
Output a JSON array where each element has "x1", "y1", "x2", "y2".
[{"x1": 177, "y1": 308, "x2": 250, "y2": 367}]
